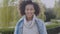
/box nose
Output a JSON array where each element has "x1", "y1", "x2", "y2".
[{"x1": 28, "y1": 9, "x2": 31, "y2": 13}]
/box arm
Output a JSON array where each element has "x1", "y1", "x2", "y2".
[
  {"x1": 42, "y1": 22, "x2": 47, "y2": 34},
  {"x1": 37, "y1": 19, "x2": 47, "y2": 34}
]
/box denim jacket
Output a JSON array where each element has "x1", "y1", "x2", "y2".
[{"x1": 14, "y1": 16, "x2": 47, "y2": 34}]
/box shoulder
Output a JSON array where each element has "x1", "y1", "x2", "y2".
[
  {"x1": 16, "y1": 16, "x2": 24, "y2": 26},
  {"x1": 35, "y1": 18, "x2": 45, "y2": 26},
  {"x1": 36, "y1": 18, "x2": 44, "y2": 23},
  {"x1": 36, "y1": 18, "x2": 47, "y2": 34}
]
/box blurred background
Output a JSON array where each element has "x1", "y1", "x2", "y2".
[{"x1": 0, "y1": 0, "x2": 60, "y2": 34}]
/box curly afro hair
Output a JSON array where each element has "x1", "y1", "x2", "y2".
[{"x1": 19, "y1": 1, "x2": 40, "y2": 16}]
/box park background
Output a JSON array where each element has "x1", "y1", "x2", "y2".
[{"x1": 0, "y1": 0, "x2": 60, "y2": 34}]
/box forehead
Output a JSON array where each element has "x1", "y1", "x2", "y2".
[{"x1": 25, "y1": 4, "x2": 34, "y2": 8}]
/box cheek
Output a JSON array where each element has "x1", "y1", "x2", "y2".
[
  {"x1": 30, "y1": 9, "x2": 35, "y2": 14},
  {"x1": 31, "y1": 10, "x2": 35, "y2": 14}
]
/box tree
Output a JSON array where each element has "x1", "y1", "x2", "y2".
[
  {"x1": 54, "y1": 0, "x2": 60, "y2": 19},
  {"x1": 44, "y1": 8, "x2": 56, "y2": 22},
  {"x1": 0, "y1": 0, "x2": 19, "y2": 27}
]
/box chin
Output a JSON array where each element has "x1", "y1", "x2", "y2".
[
  {"x1": 28, "y1": 16, "x2": 32, "y2": 18},
  {"x1": 26, "y1": 14, "x2": 33, "y2": 17}
]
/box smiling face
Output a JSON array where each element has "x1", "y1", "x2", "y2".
[{"x1": 25, "y1": 4, "x2": 35, "y2": 19}]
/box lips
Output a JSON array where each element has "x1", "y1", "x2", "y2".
[{"x1": 28, "y1": 13, "x2": 32, "y2": 15}]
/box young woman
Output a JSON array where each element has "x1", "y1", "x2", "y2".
[{"x1": 14, "y1": 1, "x2": 47, "y2": 34}]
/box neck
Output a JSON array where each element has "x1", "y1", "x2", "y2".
[{"x1": 26, "y1": 16, "x2": 33, "y2": 21}]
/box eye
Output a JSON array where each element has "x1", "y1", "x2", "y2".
[
  {"x1": 30, "y1": 8, "x2": 34, "y2": 10},
  {"x1": 26, "y1": 9, "x2": 29, "y2": 11},
  {"x1": 30, "y1": 9, "x2": 33, "y2": 10}
]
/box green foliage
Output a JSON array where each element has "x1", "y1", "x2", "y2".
[
  {"x1": 46, "y1": 19, "x2": 60, "y2": 29},
  {"x1": 46, "y1": 23, "x2": 60, "y2": 29},
  {"x1": 0, "y1": 0, "x2": 20, "y2": 27},
  {"x1": 3, "y1": 0, "x2": 9, "y2": 7},
  {"x1": 54, "y1": 1, "x2": 60, "y2": 19},
  {"x1": 54, "y1": 7, "x2": 60, "y2": 19},
  {"x1": 0, "y1": 6, "x2": 20, "y2": 27}
]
